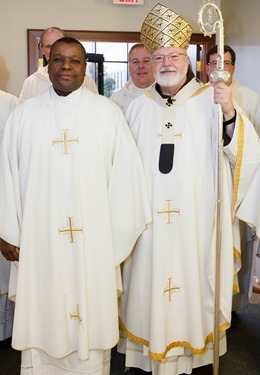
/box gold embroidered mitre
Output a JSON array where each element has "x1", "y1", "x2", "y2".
[{"x1": 140, "y1": 3, "x2": 193, "y2": 54}]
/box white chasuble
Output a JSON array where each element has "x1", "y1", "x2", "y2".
[
  {"x1": 110, "y1": 79, "x2": 154, "y2": 114},
  {"x1": 0, "y1": 90, "x2": 19, "y2": 341},
  {"x1": 0, "y1": 86, "x2": 151, "y2": 369},
  {"x1": 119, "y1": 79, "x2": 260, "y2": 374}
]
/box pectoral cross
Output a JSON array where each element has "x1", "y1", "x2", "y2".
[
  {"x1": 69, "y1": 304, "x2": 82, "y2": 323},
  {"x1": 164, "y1": 277, "x2": 180, "y2": 302},
  {"x1": 58, "y1": 216, "x2": 83, "y2": 243},
  {"x1": 157, "y1": 200, "x2": 180, "y2": 224},
  {"x1": 53, "y1": 129, "x2": 79, "y2": 154}
]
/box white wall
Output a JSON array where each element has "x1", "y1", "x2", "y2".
[
  {"x1": 2, "y1": 0, "x2": 259, "y2": 96},
  {"x1": 0, "y1": 0, "x2": 219, "y2": 96},
  {"x1": 222, "y1": 0, "x2": 260, "y2": 94}
]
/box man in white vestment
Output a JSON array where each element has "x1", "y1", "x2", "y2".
[
  {"x1": 118, "y1": 4, "x2": 260, "y2": 375},
  {"x1": 0, "y1": 89, "x2": 19, "y2": 345},
  {"x1": 206, "y1": 44, "x2": 260, "y2": 322},
  {"x1": 110, "y1": 43, "x2": 155, "y2": 113},
  {"x1": 206, "y1": 44, "x2": 260, "y2": 135},
  {"x1": 0, "y1": 37, "x2": 151, "y2": 375},
  {"x1": 19, "y1": 27, "x2": 98, "y2": 101},
  {"x1": 0, "y1": 90, "x2": 19, "y2": 144}
]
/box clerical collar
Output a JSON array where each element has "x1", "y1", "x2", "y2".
[
  {"x1": 155, "y1": 65, "x2": 195, "y2": 102},
  {"x1": 51, "y1": 86, "x2": 83, "y2": 107}
]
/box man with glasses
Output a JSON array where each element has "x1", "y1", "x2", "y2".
[
  {"x1": 110, "y1": 43, "x2": 155, "y2": 113},
  {"x1": 207, "y1": 44, "x2": 260, "y2": 327},
  {"x1": 118, "y1": 4, "x2": 260, "y2": 375},
  {"x1": 206, "y1": 44, "x2": 260, "y2": 135},
  {"x1": 19, "y1": 27, "x2": 98, "y2": 101}
]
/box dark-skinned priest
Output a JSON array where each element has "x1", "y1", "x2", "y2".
[{"x1": 0, "y1": 37, "x2": 151, "y2": 375}]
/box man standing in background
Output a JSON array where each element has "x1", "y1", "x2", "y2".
[
  {"x1": 110, "y1": 43, "x2": 154, "y2": 113},
  {"x1": 19, "y1": 26, "x2": 98, "y2": 101},
  {"x1": 206, "y1": 44, "x2": 260, "y2": 135}
]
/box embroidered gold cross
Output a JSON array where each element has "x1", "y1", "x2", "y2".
[
  {"x1": 164, "y1": 277, "x2": 180, "y2": 302},
  {"x1": 58, "y1": 217, "x2": 83, "y2": 243},
  {"x1": 158, "y1": 200, "x2": 180, "y2": 224},
  {"x1": 69, "y1": 304, "x2": 82, "y2": 323},
  {"x1": 53, "y1": 129, "x2": 79, "y2": 154}
]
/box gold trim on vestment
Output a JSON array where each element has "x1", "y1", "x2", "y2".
[
  {"x1": 146, "y1": 85, "x2": 209, "y2": 102},
  {"x1": 119, "y1": 317, "x2": 230, "y2": 359},
  {"x1": 189, "y1": 85, "x2": 211, "y2": 99},
  {"x1": 232, "y1": 113, "x2": 244, "y2": 217},
  {"x1": 233, "y1": 283, "x2": 240, "y2": 294},
  {"x1": 145, "y1": 91, "x2": 153, "y2": 99},
  {"x1": 233, "y1": 241, "x2": 241, "y2": 295},
  {"x1": 119, "y1": 318, "x2": 149, "y2": 347},
  {"x1": 233, "y1": 246, "x2": 241, "y2": 262}
]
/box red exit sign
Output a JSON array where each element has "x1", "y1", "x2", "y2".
[{"x1": 113, "y1": 0, "x2": 144, "y2": 4}]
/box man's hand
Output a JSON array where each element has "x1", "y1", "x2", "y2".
[
  {"x1": 213, "y1": 81, "x2": 236, "y2": 139},
  {"x1": 213, "y1": 81, "x2": 235, "y2": 121},
  {"x1": 0, "y1": 238, "x2": 19, "y2": 261}
]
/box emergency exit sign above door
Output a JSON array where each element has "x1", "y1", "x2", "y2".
[{"x1": 113, "y1": 0, "x2": 144, "y2": 5}]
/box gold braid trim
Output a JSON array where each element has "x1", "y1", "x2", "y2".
[
  {"x1": 232, "y1": 113, "x2": 245, "y2": 216},
  {"x1": 145, "y1": 82, "x2": 209, "y2": 102},
  {"x1": 189, "y1": 85, "x2": 211, "y2": 99},
  {"x1": 119, "y1": 317, "x2": 230, "y2": 360},
  {"x1": 233, "y1": 246, "x2": 241, "y2": 262},
  {"x1": 233, "y1": 283, "x2": 240, "y2": 294},
  {"x1": 119, "y1": 317, "x2": 149, "y2": 347},
  {"x1": 145, "y1": 91, "x2": 153, "y2": 99},
  {"x1": 233, "y1": 246, "x2": 241, "y2": 294}
]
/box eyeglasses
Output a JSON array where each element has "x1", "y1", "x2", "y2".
[
  {"x1": 42, "y1": 44, "x2": 52, "y2": 50},
  {"x1": 130, "y1": 58, "x2": 152, "y2": 66},
  {"x1": 152, "y1": 52, "x2": 187, "y2": 64},
  {"x1": 207, "y1": 61, "x2": 234, "y2": 67}
]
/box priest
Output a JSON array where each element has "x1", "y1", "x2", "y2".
[
  {"x1": 19, "y1": 27, "x2": 98, "y2": 101},
  {"x1": 0, "y1": 37, "x2": 151, "y2": 374}
]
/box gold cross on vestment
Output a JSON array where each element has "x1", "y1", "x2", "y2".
[
  {"x1": 69, "y1": 304, "x2": 82, "y2": 324},
  {"x1": 58, "y1": 217, "x2": 83, "y2": 243},
  {"x1": 157, "y1": 200, "x2": 180, "y2": 224},
  {"x1": 53, "y1": 129, "x2": 79, "y2": 154},
  {"x1": 164, "y1": 277, "x2": 180, "y2": 302}
]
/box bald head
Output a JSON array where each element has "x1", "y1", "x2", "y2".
[{"x1": 40, "y1": 27, "x2": 66, "y2": 63}]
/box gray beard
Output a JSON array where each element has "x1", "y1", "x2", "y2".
[{"x1": 156, "y1": 70, "x2": 186, "y2": 87}]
